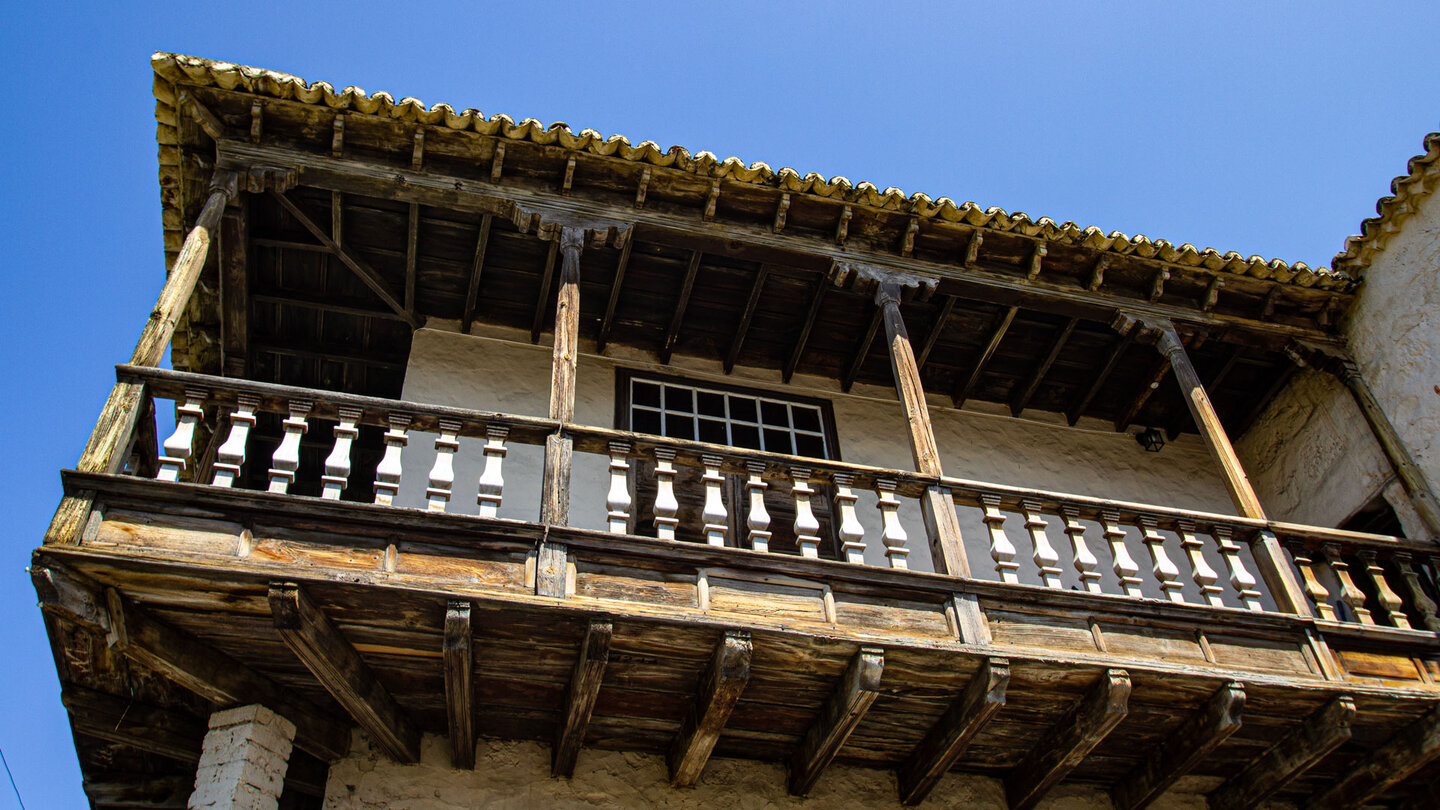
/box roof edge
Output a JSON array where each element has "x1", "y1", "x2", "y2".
[{"x1": 1332, "y1": 131, "x2": 1440, "y2": 277}]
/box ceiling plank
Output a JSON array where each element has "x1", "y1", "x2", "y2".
[
  {"x1": 1208, "y1": 695, "x2": 1355, "y2": 810},
  {"x1": 660, "y1": 250, "x2": 704, "y2": 364},
  {"x1": 952, "y1": 305, "x2": 1018, "y2": 408},
  {"x1": 1012, "y1": 317, "x2": 1079, "y2": 416},
  {"x1": 724, "y1": 265, "x2": 769, "y2": 373}
]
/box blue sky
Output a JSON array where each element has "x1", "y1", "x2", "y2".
[{"x1": 2, "y1": 3, "x2": 1436, "y2": 806}]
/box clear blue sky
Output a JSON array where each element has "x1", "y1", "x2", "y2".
[{"x1": 1, "y1": 3, "x2": 1436, "y2": 806}]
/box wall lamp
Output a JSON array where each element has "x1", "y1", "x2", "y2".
[{"x1": 1135, "y1": 427, "x2": 1165, "y2": 453}]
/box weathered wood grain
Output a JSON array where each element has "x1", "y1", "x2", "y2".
[
  {"x1": 83, "y1": 776, "x2": 191, "y2": 809},
  {"x1": 1208, "y1": 694, "x2": 1355, "y2": 810},
  {"x1": 63, "y1": 685, "x2": 204, "y2": 763},
  {"x1": 554, "y1": 617, "x2": 613, "y2": 777},
  {"x1": 953, "y1": 305, "x2": 1017, "y2": 408},
  {"x1": 1307, "y1": 703, "x2": 1440, "y2": 810},
  {"x1": 443, "y1": 600, "x2": 475, "y2": 769},
  {"x1": 668, "y1": 629, "x2": 752, "y2": 786},
  {"x1": 1113, "y1": 681, "x2": 1245, "y2": 810},
  {"x1": 788, "y1": 645, "x2": 885, "y2": 796},
  {"x1": 1005, "y1": 668, "x2": 1131, "y2": 810},
  {"x1": 897, "y1": 656, "x2": 1009, "y2": 805}
]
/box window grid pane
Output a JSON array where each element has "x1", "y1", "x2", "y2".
[{"x1": 629, "y1": 378, "x2": 830, "y2": 459}]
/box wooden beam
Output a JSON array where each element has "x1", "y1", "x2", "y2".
[
  {"x1": 784, "y1": 272, "x2": 830, "y2": 382},
  {"x1": 669, "y1": 630, "x2": 752, "y2": 787},
  {"x1": 1113, "y1": 682, "x2": 1245, "y2": 810},
  {"x1": 84, "y1": 776, "x2": 191, "y2": 809},
  {"x1": 661, "y1": 250, "x2": 704, "y2": 364},
  {"x1": 1167, "y1": 347, "x2": 1239, "y2": 439},
  {"x1": 1233, "y1": 360, "x2": 1298, "y2": 437},
  {"x1": 1068, "y1": 329, "x2": 1135, "y2": 425},
  {"x1": 269, "y1": 582, "x2": 420, "y2": 763},
  {"x1": 461, "y1": 214, "x2": 493, "y2": 333},
  {"x1": 269, "y1": 191, "x2": 418, "y2": 327},
  {"x1": 841, "y1": 306, "x2": 884, "y2": 393},
  {"x1": 554, "y1": 617, "x2": 613, "y2": 777},
  {"x1": 530, "y1": 236, "x2": 561, "y2": 344},
  {"x1": 1308, "y1": 704, "x2": 1440, "y2": 810},
  {"x1": 443, "y1": 601, "x2": 475, "y2": 770},
  {"x1": 1005, "y1": 669, "x2": 1131, "y2": 810},
  {"x1": 724, "y1": 264, "x2": 769, "y2": 373},
  {"x1": 62, "y1": 685, "x2": 203, "y2": 763},
  {"x1": 1115, "y1": 355, "x2": 1171, "y2": 432},
  {"x1": 915, "y1": 294, "x2": 956, "y2": 372},
  {"x1": 1012, "y1": 317, "x2": 1078, "y2": 416},
  {"x1": 219, "y1": 204, "x2": 249, "y2": 376},
  {"x1": 788, "y1": 646, "x2": 885, "y2": 796},
  {"x1": 253, "y1": 342, "x2": 407, "y2": 372},
  {"x1": 1208, "y1": 695, "x2": 1355, "y2": 810},
  {"x1": 252, "y1": 292, "x2": 410, "y2": 323},
  {"x1": 177, "y1": 90, "x2": 225, "y2": 140},
  {"x1": 596, "y1": 237, "x2": 634, "y2": 352},
  {"x1": 405, "y1": 202, "x2": 419, "y2": 315},
  {"x1": 897, "y1": 657, "x2": 1009, "y2": 805},
  {"x1": 953, "y1": 305, "x2": 1017, "y2": 408}
]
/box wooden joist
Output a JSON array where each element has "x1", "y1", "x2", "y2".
[
  {"x1": 554, "y1": 617, "x2": 613, "y2": 777},
  {"x1": 1068, "y1": 329, "x2": 1135, "y2": 425},
  {"x1": 724, "y1": 264, "x2": 769, "y2": 373},
  {"x1": 219, "y1": 204, "x2": 248, "y2": 376},
  {"x1": 953, "y1": 305, "x2": 1018, "y2": 408},
  {"x1": 268, "y1": 582, "x2": 421, "y2": 763},
  {"x1": 1115, "y1": 355, "x2": 1172, "y2": 432},
  {"x1": 1307, "y1": 703, "x2": 1440, "y2": 810},
  {"x1": 83, "y1": 776, "x2": 192, "y2": 809},
  {"x1": 1011, "y1": 317, "x2": 1078, "y2": 416},
  {"x1": 841, "y1": 307, "x2": 884, "y2": 393},
  {"x1": 529, "y1": 236, "x2": 561, "y2": 344},
  {"x1": 668, "y1": 630, "x2": 752, "y2": 787},
  {"x1": 915, "y1": 294, "x2": 956, "y2": 371},
  {"x1": 461, "y1": 213, "x2": 493, "y2": 333},
  {"x1": 1005, "y1": 668, "x2": 1131, "y2": 810},
  {"x1": 405, "y1": 202, "x2": 420, "y2": 314},
  {"x1": 788, "y1": 646, "x2": 885, "y2": 796},
  {"x1": 443, "y1": 600, "x2": 476, "y2": 770},
  {"x1": 784, "y1": 273, "x2": 829, "y2": 382},
  {"x1": 896, "y1": 657, "x2": 1009, "y2": 805},
  {"x1": 252, "y1": 292, "x2": 410, "y2": 323},
  {"x1": 596, "y1": 237, "x2": 634, "y2": 352},
  {"x1": 1208, "y1": 695, "x2": 1355, "y2": 810},
  {"x1": 661, "y1": 250, "x2": 704, "y2": 364},
  {"x1": 62, "y1": 685, "x2": 204, "y2": 764},
  {"x1": 1112, "y1": 681, "x2": 1245, "y2": 810},
  {"x1": 1166, "y1": 347, "x2": 1239, "y2": 438}
]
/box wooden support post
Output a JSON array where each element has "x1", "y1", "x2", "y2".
[
  {"x1": 269, "y1": 582, "x2": 421, "y2": 764},
  {"x1": 953, "y1": 305, "x2": 1017, "y2": 408},
  {"x1": 1209, "y1": 695, "x2": 1354, "y2": 810},
  {"x1": 1307, "y1": 704, "x2": 1440, "y2": 810},
  {"x1": 668, "y1": 630, "x2": 752, "y2": 787},
  {"x1": 784, "y1": 271, "x2": 829, "y2": 382},
  {"x1": 554, "y1": 617, "x2": 613, "y2": 778},
  {"x1": 725, "y1": 264, "x2": 769, "y2": 373},
  {"x1": 1166, "y1": 347, "x2": 1238, "y2": 439},
  {"x1": 443, "y1": 601, "x2": 475, "y2": 770},
  {"x1": 1012, "y1": 317, "x2": 1078, "y2": 416},
  {"x1": 1113, "y1": 682, "x2": 1245, "y2": 810},
  {"x1": 661, "y1": 250, "x2": 704, "y2": 363},
  {"x1": 460, "y1": 213, "x2": 492, "y2": 333},
  {"x1": 1005, "y1": 669, "x2": 1131, "y2": 810},
  {"x1": 897, "y1": 657, "x2": 1009, "y2": 805},
  {"x1": 596, "y1": 237, "x2": 634, "y2": 352},
  {"x1": 788, "y1": 646, "x2": 884, "y2": 796},
  {"x1": 62, "y1": 686, "x2": 204, "y2": 763},
  {"x1": 539, "y1": 227, "x2": 586, "y2": 594}
]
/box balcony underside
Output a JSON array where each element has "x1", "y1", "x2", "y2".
[{"x1": 35, "y1": 471, "x2": 1440, "y2": 808}]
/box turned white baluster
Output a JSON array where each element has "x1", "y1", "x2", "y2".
[
  {"x1": 157, "y1": 389, "x2": 207, "y2": 482},
  {"x1": 981, "y1": 495, "x2": 1019, "y2": 584},
  {"x1": 1060, "y1": 506, "x2": 1103, "y2": 594},
  {"x1": 475, "y1": 425, "x2": 509, "y2": 519},
  {"x1": 426, "y1": 419, "x2": 462, "y2": 512},
  {"x1": 701, "y1": 454, "x2": 728, "y2": 547},
  {"x1": 1216, "y1": 527, "x2": 1263, "y2": 610},
  {"x1": 1101, "y1": 511, "x2": 1143, "y2": 598},
  {"x1": 876, "y1": 479, "x2": 908, "y2": 569},
  {"x1": 653, "y1": 448, "x2": 680, "y2": 541},
  {"x1": 1020, "y1": 500, "x2": 1063, "y2": 588},
  {"x1": 321, "y1": 406, "x2": 363, "y2": 500},
  {"x1": 1323, "y1": 542, "x2": 1373, "y2": 624},
  {"x1": 791, "y1": 467, "x2": 821, "y2": 560},
  {"x1": 833, "y1": 473, "x2": 866, "y2": 564},
  {"x1": 605, "y1": 441, "x2": 632, "y2": 534},
  {"x1": 267, "y1": 400, "x2": 312, "y2": 494},
  {"x1": 1139, "y1": 517, "x2": 1185, "y2": 603},
  {"x1": 1358, "y1": 550, "x2": 1410, "y2": 629},
  {"x1": 1392, "y1": 552, "x2": 1440, "y2": 632},
  {"x1": 372, "y1": 414, "x2": 410, "y2": 506},
  {"x1": 1177, "y1": 521, "x2": 1223, "y2": 607},
  {"x1": 1291, "y1": 546, "x2": 1336, "y2": 620},
  {"x1": 210, "y1": 394, "x2": 258, "y2": 488},
  {"x1": 744, "y1": 461, "x2": 771, "y2": 553}
]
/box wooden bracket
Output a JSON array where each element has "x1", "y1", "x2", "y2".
[
  {"x1": 669, "y1": 630, "x2": 752, "y2": 786},
  {"x1": 788, "y1": 646, "x2": 884, "y2": 796},
  {"x1": 443, "y1": 601, "x2": 475, "y2": 769},
  {"x1": 835, "y1": 205, "x2": 853, "y2": 245},
  {"x1": 1005, "y1": 669, "x2": 1131, "y2": 810},
  {"x1": 553, "y1": 617, "x2": 613, "y2": 777},
  {"x1": 1113, "y1": 682, "x2": 1245, "y2": 810},
  {"x1": 897, "y1": 657, "x2": 1009, "y2": 805},
  {"x1": 177, "y1": 90, "x2": 225, "y2": 140}
]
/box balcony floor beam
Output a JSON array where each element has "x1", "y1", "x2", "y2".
[
  {"x1": 897, "y1": 657, "x2": 1009, "y2": 805},
  {"x1": 554, "y1": 617, "x2": 613, "y2": 777},
  {"x1": 668, "y1": 630, "x2": 752, "y2": 787},
  {"x1": 1005, "y1": 668, "x2": 1131, "y2": 810},
  {"x1": 1208, "y1": 695, "x2": 1355, "y2": 810},
  {"x1": 1113, "y1": 682, "x2": 1245, "y2": 810},
  {"x1": 788, "y1": 646, "x2": 885, "y2": 796}
]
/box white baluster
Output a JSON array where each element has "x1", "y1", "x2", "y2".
[
  {"x1": 426, "y1": 419, "x2": 461, "y2": 512},
  {"x1": 605, "y1": 441, "x2": 632, "y2": 534},
  {"x1": 701, "y1": 454, "x2": 728, "y2": 547},
  {"x1": 157, "y1": 388, "x2": 207, "y2": 482},
  {"x1": 792, "y1": 467, "x2": 821, "y2": 559},
  {"x1": 267, "y1": 400, "x2": 312, "y2": 494},
  {"x1": 1020, "y1": 500, "x2": 1063, "y2": 588},
  {"x1": 373, "y1": 414, "x2": 410, "y2": 506},
  {"x1": 981, "y1": 495, "x2": 1019, "y2": 584},
  {"x1": 834, "y1": 473, "x2": 866, "y2": 564},
  {"x1": 744, "y1": 461, "x2": 771, "y2": 553},
  {"x1": 476, "y1": 425, "x2": 509, "y2": 519},
  {"x1": 1358, "y1": 549, "x2": 1408, "y2": 629},
  {"x1": 321, "y1": 406, "x2": 362, "y2": 501},
  {"x1": 1178, "y1": 521, "x2": 1223, "y2": 607},
  {"x1": 1324, "y1": 542, "x2": 1373, "y2": 624},
  {"x1": 211, "y1": 394, "x2": 258, "y2": 488},
  {"x1": 1392, "y1": 552, "x2": 1440, "y2": 632},
  {"x1": 653, "y1": 448, "x2": 679, "y2": 541},
  {"x1": 1102, "y1": 511, "x2": 1143, "y2": 598},
  {"x1": 1216, "y1": 527, "x2": 1263, "y2": 611},
  {"x1": 1059, "y1": 506, "x2": 1103, "y2": 594},
  {"x1": 877, "y1": 479, "x2": 908, "y2": 569},
  {"x1": 1140, "y1": 517, "x2": 1185, "y2": 603}
]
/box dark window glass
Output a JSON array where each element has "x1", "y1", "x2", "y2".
[
  {"x1": 729, "y1": 398, "x2": 757, "y2": 423},
  {"x1": 633, "y1": 409, "x2": 661, "y2": 435},
  {"x1": 667, "y1": 416, "x2": 695, "y2": 441},
  {"x1": 731, "y1": 423, "x2": 761, "y2": 450},
  {"x1": 664, "y1": 387, "x2": 694, "y2": 413},
  {"x1": 697, "y1": 391, "x2": 726, "y2": 417},
  {"x1": 792, "y1": 407, "x2": 822, "y2": 433},
  {"x1": 633, "y1": 382, "x2": 660, "y2": 408},
  {"x1": 761, "y1": 401, "x2": 789, "y2": 427},
  {"x1": 698, "y1": 419, "x2": 728, "y2": 444},
  {"x1": 794, "y1": 434, "x2": 826, "y2": 459},
  {"x1": 763, "y1": 428, "x2": 792, "y2": 454}
]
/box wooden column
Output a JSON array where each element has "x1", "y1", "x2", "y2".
[
  {"x1": 538, "y1": 226, "x2": 586, "y2": 596},
  {"x1": 45, "y1": 170, "x2": 238, "y2": 546}
]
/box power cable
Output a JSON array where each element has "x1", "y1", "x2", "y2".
[{"x1": 0, "y1": 747, "x2": 25, "y2": 810}]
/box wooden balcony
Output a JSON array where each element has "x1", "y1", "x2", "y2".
[{"x1": 33, "y1": 364, "x2": 1440, "y2": 809}]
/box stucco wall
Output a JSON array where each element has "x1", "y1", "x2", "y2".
[
  {"x1": 396, "y1": 323, "x2": 1234, "y2": 580},
  {"x1": 322, "y1": 732, "x2": 1221, "y2": 810}
]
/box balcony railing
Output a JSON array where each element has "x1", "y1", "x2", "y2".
[{"x1": 111, "y1": 364, "x2": 1440, "y2": 638}]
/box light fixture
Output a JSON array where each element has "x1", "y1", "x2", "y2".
[{"x1": 1135, "y1": 427, "x2": 1165, "y2": 453}]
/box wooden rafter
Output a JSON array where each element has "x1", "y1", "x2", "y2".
[
  {"x1": 915, "y1": 294, "x2": 956, "y2": 372},
  {"x1": 443, "y1": 601, "x2": 475, "y2": 770},
  {"x1": 596, "y1": 237, "x2": 634, "y2": 352},
  {"x1": 784, "y1": 272, "x2": 830, "y2": 382},
  {"x1": 1166, "y1": 346, "x2": 1240, "y2": 438},
  {"x1": 669, "y1": 630, "x2": 752, "y2": 787},
  {"x1": 530, "y1": 236, "x2": 561, "y2": 344},
  {"x1": 1308, "y1": 704, "x2": 1440, "y2": 810},
  {"x1": 841, "y1": 307, "x2": 884, "y2": 393},
  {"x1": 897, "y1": 657, "x2": 1009, "y2": 805},
  {"x1": 251, "y1": 292, "x2": 409, "y2": 322},
  {"x1": 219, "y1": 204, "x2": 249, "y2": 376},
  {"x1": 83, "y1": 776, "x2": 191, "y2": 809},
  {"x1": 1209, "y1": 695, "x2": 1355, "y2": 810},
  {"x1": 269, "y1": 582, "x2": 421, "y2": 764},
  {"x1": 405, "y1": 202, "x2": 419, "y2": 315},
  {"x1": 661, "y1": 250, "x2": 705, "y2": 364},
  {"x1": 953, "y1": 305, "x2": 1018, "y2": 408},
  {"x1": 1113, "y1": 682, "x2": 1245, "y2": 810},
  {"x1": 461, "y1": 213, "x2": 493, "y2": 333},
  {"x1": 62, "y1": 686, "x2": 203, "y2": 764},
  {"x1": 1068, "y1": 329, "x2": 1135, "y2": 425},
  {"x1": 554, "y1": 617, "x2": 613, "y2": 777},
  {"x1": 1012, "y1": 317, "x2": 1079, "y2": 416},
  {"x1": 1115, "y1": 354, "x2": 1173, "y2": 432},
  {"x1": 788, "y1": 646, "x2": 884, "y2": 796},
  {"x1": 724, "y1": 264, "x2": 769, "y2": 373},
  {"x1": 1005, "y1": 669, "x2": 1131, "y2": 810}
]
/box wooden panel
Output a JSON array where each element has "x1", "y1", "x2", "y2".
[
  {"x1": 250, "y1": 535, "x2": 384, "y2": 572},
  {"x1": 1099, "y1": 623, "x2": 1209, "y2": 665},
  {"x1": 394, "y1": 544, "x2": 527, "y2": 591},
  {"x1": 1338, "y1": 650, "x2": 1426, "y2": 683},
  {"x1": 706, "y1": 573, "x2": 827, "y2": 623},
  {"x1": 92, "y1": 510, "x2": 244, "y2": 556},
  {"x1": 987, "y1": 609, "x2": 1098, "y2": 654},
  {"x1": 1207, "y1": 634, "x2": 1314, "y2": 676},
  {"x1": 573, "y1": 562, "x2": 698, "y2": 608},
  {"x1": 833, "y1": 593, "x2": 952, "y2": 639}
]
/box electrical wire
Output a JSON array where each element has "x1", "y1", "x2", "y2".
[{"x1": 0, "y1": 747, "x2": 25, "y2": 810}]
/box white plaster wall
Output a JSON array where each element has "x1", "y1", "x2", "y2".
[
  {"x1": 322, "y1": 733, "x2": 1225, "y2": 810},
  {"x1": 397, "y1": 324, "x2": 1234, "y2": 581}
]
